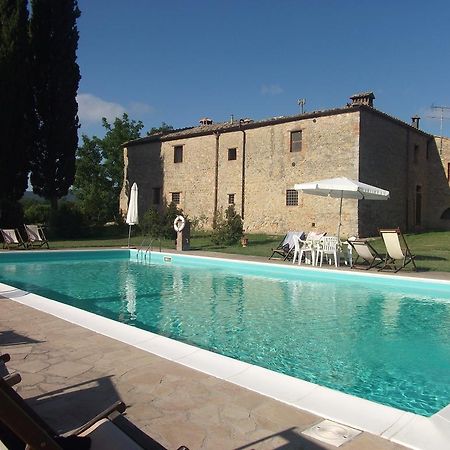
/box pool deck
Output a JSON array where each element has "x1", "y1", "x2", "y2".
[{"x1": 1, "y1": 248, "x2": 450, "y2": 449}]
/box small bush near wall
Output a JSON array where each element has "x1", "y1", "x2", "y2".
[
  {"x1": 141, "y1": 202, "x2": 185, "y2": 240},
  {"x1": 189, "y1": 214, "x2": 209, "y2": 233},
  {"x1": 140, "y1": 207, "x2": 163, "y2": 238},
  {"x1": 212, "y1": 205, "x2": 244, "y2": 246}
]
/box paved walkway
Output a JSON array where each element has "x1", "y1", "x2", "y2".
[
  {"x1": 1, "y1": 297, "x2": 409, "y2": 450},
  {"x1": 3, "y1": 248, "x2": 446, "y2": 449}
]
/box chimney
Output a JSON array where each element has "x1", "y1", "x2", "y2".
[
  {"x1": 349, "y1": 92, "x2": 375, "y2": 107},
  {"x1": 199, "y1": 117, "x2": 213, "y2": 126},
  {"x1": 411, "y1": 116, "x2": 420, "y2": 129}
]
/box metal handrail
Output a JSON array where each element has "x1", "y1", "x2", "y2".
[{"x1": 136, "y1": 236, "x2": 162, "y2": 261}]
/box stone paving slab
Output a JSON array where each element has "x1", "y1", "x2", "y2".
[{"x1": 0, "y1": 298, "x2": 409, "y2": 450}]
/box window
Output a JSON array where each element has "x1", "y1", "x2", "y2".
[
  {"x1": 286, "y1": 189, "x2": 298, "y2": 206},
  {"x1": 171, "y1": 192, "x2": 181, "y2": 204},
  {"x1": 413, "y1": 145, "x2": 419, "y2": 164},
  {"x1": 228, "y1": 148, "x2": 237, "y2": 160},
  {"x1": 290, "y1": 131, "x2": 302, "y2": 152},
  {"x1": 228, "y1": 194, "x2": 235, "y2": 205},
  {"x1": 174, "y1": 145, "x2": 183, "y2": 163},
  {"x1": 415, "y1": 185, "x2": 422, "y2": 226},
  {"x1": 152, "y1": 187, "x2": 161, "y2": 205}
]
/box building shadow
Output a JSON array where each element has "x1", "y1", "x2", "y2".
[
  {"x1": 0, "y1": 329, "x2": 42, "y2": 346},
  {"x1": 234, "y1": 426, "x2": 332, "y2": 450}
]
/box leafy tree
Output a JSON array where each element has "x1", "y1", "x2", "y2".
[
  {"x1": 73, "y1": 135, "x2": 113, "y2": 224},
  {"x1": 147, "y1": 121, "x2": 174, "y2": 136},
  {"x1": 29, "y1": 0, "x2": 81, "y2": 211},
  {"x1": 101, "y1": 113, "x2": 144, "y2": 211},
  {"x1": 74, "y1": 114, "x2": 143, "y2": 223},
  {"x1": 0, "y1": 0, "x2": 35, "y2": 226}
]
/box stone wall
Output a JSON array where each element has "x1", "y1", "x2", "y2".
[
  {"x1": 242, "y1": 112, "x2": 360, "y2": 235},
  {"x1": 427, "y1": 136, "x2": 450, "y2": 229},
  {"x1": 359, "y1": 109, "x2": 450, "y2": 234}
]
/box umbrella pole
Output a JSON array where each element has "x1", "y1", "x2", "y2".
[
  {"x1": 128, "y1": 224, "x2": 132, "y2": 248},
  {"x1": 337, "y1": 194, "x2": 343, "y2": 241}
]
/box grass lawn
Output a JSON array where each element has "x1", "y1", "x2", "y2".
[{"x1": 45, "y1": 230, "x2": 450, "y2": 273}]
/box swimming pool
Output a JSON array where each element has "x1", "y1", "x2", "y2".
[{"x1": 1, "y1": 249, "x2": 449, "y2": 417}]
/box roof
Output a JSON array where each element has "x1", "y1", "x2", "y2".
[{"x1": 123, "y1": 104, "x2": 432, "y2": 148}]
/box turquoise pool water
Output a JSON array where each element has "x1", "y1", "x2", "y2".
[{"x1": 1, "y1": 250, "x2": 450, "y2": 416}]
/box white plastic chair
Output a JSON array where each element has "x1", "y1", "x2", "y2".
[
  {"x1": 292, "y1": 234, "x2": 301, "y2": 264},
  {"x1": 298, "y1": 232, "x2": 325, "y2": 266},
  {"x1": 316, "y1": 236, "x2": 340, "y2": 267}
]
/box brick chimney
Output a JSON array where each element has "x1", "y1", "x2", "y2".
[
  {"x1": 349, "y1": 92, "x2": 375, "y2": 107},
  {"x1": 411, "y1": 116, "x2": 420, "y2": 129}
]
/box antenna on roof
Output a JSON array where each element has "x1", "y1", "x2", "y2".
[
  {"x1": 297, "y1": 98, "x2": 306, "y2": 114},
  {"x1": 427, "y1": 104, "x2": 450, "y2": 155}
]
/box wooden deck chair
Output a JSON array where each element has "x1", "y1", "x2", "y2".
[
  {"x1": 0, "y1": 228, "x2": 26, "y2": 250},
  {"x1": 0, "y1": 376, "x2": 184, "y2": 450},
  {"x1": 269, "y1": 231, "x2": 304, "y2": 260},
  {"x1": 379, "y1": 228, "x2": 417, "y2": 273},
  {"x1": 24, "y1": 224, "x2": 50, "y2": 249},
  {"x1": 1, "y1": 354, "x2": 21, "y2": 387},
  {"x1": 348, "y1": 239, "x2": 383, "y2": 270}
]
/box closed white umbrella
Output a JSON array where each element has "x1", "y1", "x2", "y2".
[
  {"x1": 126, "y1": 182, "x2": 139, "y2": 248},
  {"x1": 294, "y1": 177, "x2": 389, "y2": 240}
]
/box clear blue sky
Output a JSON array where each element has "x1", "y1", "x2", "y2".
[{"x1": 76, "y1": 0, "x2": 450, "y2": 138}]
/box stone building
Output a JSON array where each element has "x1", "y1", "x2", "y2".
[{"x1": 120, "y1": 93, "x2": 450, "y2": 237}]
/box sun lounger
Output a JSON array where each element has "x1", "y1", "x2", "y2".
[
  {"x1": 0, "y1": 228, "x2": 26, "y2": 250},
  {"x1": 348, "y1": 239, "x2": 383, "y2": 270},
  {"x1": 379, "y1": 228, "x2": 417, "y2": 272},
  {"x1": 0, "y1": 376, "x2": 187, "y2": 450},
  {"x1": 269, "y1": 231, "x2": 304, "y2": 260},
  {"x1": 24, "y1": 224, "x2": 50, "y2": 249}
]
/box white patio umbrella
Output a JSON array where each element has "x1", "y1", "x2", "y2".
[
  {"x1": 126, "y1": 182, "x2": 139, "y2": 248},
  {"x1": 294, "y1": 177, "x2": 390, "y2": 240}
]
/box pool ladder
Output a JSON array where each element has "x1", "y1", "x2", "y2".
[{"x1": 136, "y1": 237, "x2": 162, "y2": 261}]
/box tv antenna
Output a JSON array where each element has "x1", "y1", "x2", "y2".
[
  {"x1": 298, "y1": 98, "x2": 306, "y2": 114},
  {"x1": 427, "y1": 104, "x2": 450, "y2": 154}
]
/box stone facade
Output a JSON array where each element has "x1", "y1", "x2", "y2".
[{"x1": 120, "y1": 100, "x2": 450, "y2": 238}]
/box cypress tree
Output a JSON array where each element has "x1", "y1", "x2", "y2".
[
  {"x1": 0, "y1": 0, "x2": 34, "y2": 226},
  {"x1": 29, "y1": 0, "x2": 81, "y2": 211}
]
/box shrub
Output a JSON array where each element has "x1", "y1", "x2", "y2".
[
  {"x1": 23, "y1": 202, "x2": 51, "y2": 225},
  {"x1": 48, "y1": 202, "x2": 86, "y2": 238},
  {"x1": 140, "y1": 207, "x2": 163, "y2": 238},
  {"x1": 211, "y1": 205, "x2": 243, "y2": 246},
  {"x1": 162, "y1": 202, "x2": 184, "y2": 239},
  {"x1": 0, "y1": 199, "x2": 24, "y2": 228},
  {"x1": 140, "y1": 203, "x2": 185, "y2": 240},
  {"x1": 189, "y1": 214, "x2": 209, "y2": 233}
]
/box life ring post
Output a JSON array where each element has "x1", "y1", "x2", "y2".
[{"x1": 174, "y1": 215, "x2": 190, "y2": 251}]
